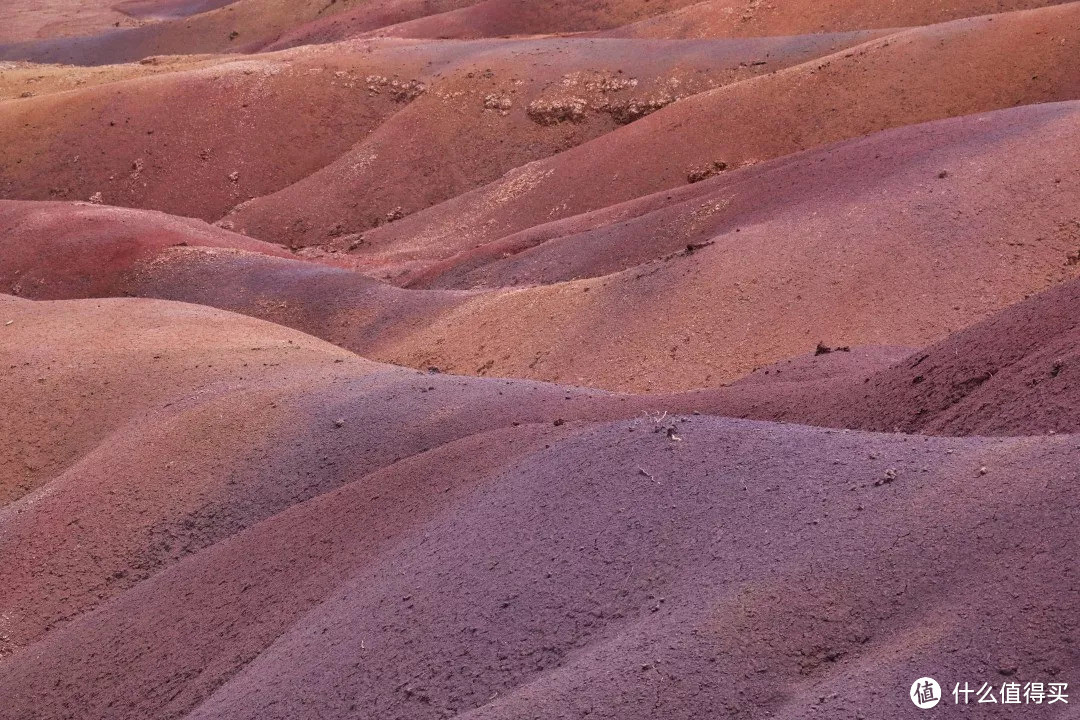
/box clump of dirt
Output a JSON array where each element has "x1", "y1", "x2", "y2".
[
  {"x1": 687, "y1": 160, "x2": 728, "y2": 183},
  {"x1": 483, "y1": 94, "x2": 513, "y2": 113},
  {"x1": 602, "y1": 95, "x2": 675, "y2": 125},
  {"x1": 527, "y1": 97, "x2": 589, "y2": 125},
  {"x1": 815, "y1": 342, "x2": 852, "y2": 356},
  {"x1": 527, "y1": 91, "x2": 675, "y2": 126},
  {"x1": 365, "y1": 75, "x2": 426, "y2": 102}
]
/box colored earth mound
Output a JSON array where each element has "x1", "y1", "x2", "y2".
[{"x1": 2, "y1": 1, "x2": 1080, "y2": 719}]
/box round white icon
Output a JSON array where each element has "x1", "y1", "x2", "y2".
[{"x1": 910, "y1": 677, "x2": 942, "y2": 709}]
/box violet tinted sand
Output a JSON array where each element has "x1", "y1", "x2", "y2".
[{"x1": 2, "y1": 1, "x2": 1080, "y2": 718}]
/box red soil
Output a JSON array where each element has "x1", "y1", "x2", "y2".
[
  {"x1": 0, "y1": 41, "x2": 437, "y2": 220},
  {"x1": 5, "y1": 93, "x2": 1080, "y2": 394},
  {"x1": 225, "y1": 31, "x2": 881, "y2": 249},
  {"x1": 2, "y1": 1, "x2": 1080, "y2": 718},
  {"x1": 0, "y1": 200, "x2": 288, "y2": 298},
  {"x1": 363, "y1": 4, "x2": 1080, "y2": 266},
  {"x1": 606, "y1": 0, "x2": 1075, "y2": 38},
  {"x1": 354, "y1": 0, "x2": 708, "y2": 40}
]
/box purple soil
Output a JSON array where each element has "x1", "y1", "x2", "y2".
[
  {"x1": 114, "y1": 0, "x2": 240, "y2": 20},
  {"x1": 3, "y1": 3, "x2": 1080, "y2": 719},
  {"x1": 2, "y1": 304, "x2": 1076, "y2": 719},
  {"x1": 663, "y1": 274, "x2": 1080, "y2": 436}
]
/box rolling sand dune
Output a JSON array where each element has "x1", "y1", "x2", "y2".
[
  {"x1": 2, "y1": 298, "x2": 1079, "y2": 720},
  {"x1": 5, "y1": 98, "x2": 1080, "y2": 392},
  {"x1": 225, "y1": 32, "x2": 882, "y2": 249},
  {"x1": 363, "y1": 102, "x2": 1080, "y2": 392},
  {"x1": 606, "y1": 0, "x2": 1075, "y2": 38},
  {"x1": 353, "y1": 0, "x2": 708, "y2": 40},
  {"x1": 363, "y1": 4, "x2": 1080, "y2": 265},
  {"x1": 0, "y1": 0, "x2": 361, "y2": 64},
  {"x1": 3, "y1": 0, "x2": 1080, "y2": 718},
  {"x1": 0, "y1": 40, "x2": 445, "y2": 221}
]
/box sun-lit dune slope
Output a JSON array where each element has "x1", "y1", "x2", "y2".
[
  {"x1": 1, "y1": 301, "x2": 1076, "y2": 719},
  {"x1": 657, "y1": 272, "x2": 1080, "y2": 435},
  {"x1": 0, "y1": 40, "x2": 448, "y2": 222},
  {"x1": 0, "y1": 200, "x2": 290, "y2": 298},
  {"x1": 5, "y1": 97, "x2": 1080, "y2": 394},
  {"x1": 356, "y1": 101, "x2": 1080, "y2": 392},
  {"x1": 224, "y1": 31, "x2": 881, "y2": 250},
  {"x1": 823, "y1": 274, "x2": 1080, "y2": 436},
  {"x1": 0, "y1": 0, "x2": 360, "y2": 65},
  {"x1": 605, "y1": 0, "x2": 1075, "y2": 38},
  {"x1": 361, "y1": 4, "x2": 1080, "y2": 269}
]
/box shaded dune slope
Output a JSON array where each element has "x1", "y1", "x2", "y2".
[
  {"x1": 0, "y1": 0, "x2": 361, "y2": 65},
  {"x1": 1, "y1": 298, "x2": 1078, "y2": 720}
]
